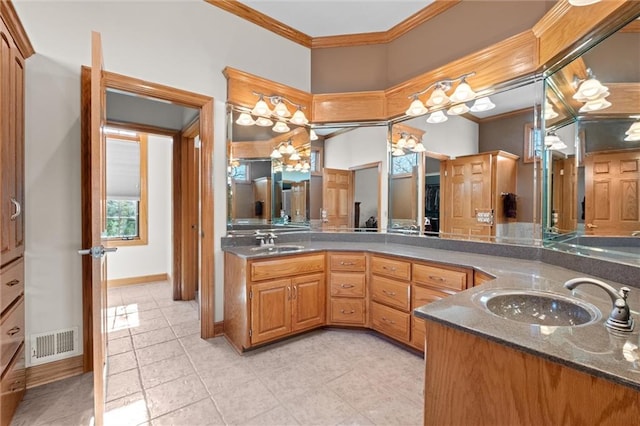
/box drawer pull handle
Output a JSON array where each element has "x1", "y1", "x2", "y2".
[
  {"x1": 340, "y1": 284, "x2": 354, "y2": 289},
  {"x1": 382, "y1": 266, "x2": 397, "y2": 272},
  {"x1": 340, "y1": 309, "x2": 355, "y2": 314},
  {"x1": 287, "y1": 286, "x2": 291, "y2": 300},
  {"x1": 428, "y1": 275, "x2": 445, "y2": 282},
  {"x1": 7, "y1": 326, "x2": 21, "y2": 336},
  {"x1": 382, "y1": 317, "x2": 396, "y2": 325},
  {"x1": 340, "y1": 261, "x2": 355, "y2": 266},
  {"x1": 382, "y1": 289, "x2": 396, "y2": 297},
  {"x1": 6, "y1": 279, "x2": 20, "y2": 287},
  {"x1": 10, "y1": 198, "x2": 21, "y2": 221}
]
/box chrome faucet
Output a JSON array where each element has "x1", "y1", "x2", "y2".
[
  {"x1": 255, "y1": 231, "x2": 277, "y2": 247},
  {"x1": 564, "y1": 277, "x2": 634, "y2": 332}
]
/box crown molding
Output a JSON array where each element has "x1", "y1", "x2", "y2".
[
  {"x1": 205, "y1": 0, "x2": 312, "y2": 48},
  {"x1": 207, "y1": 0, "x2": 460, "y2": 50},
  {"x1": 620, "y1": 18, "x2": 640, "y2": 33},
  {"x1": 0, "y1": 0, "x2": 35, "y2": 58}
]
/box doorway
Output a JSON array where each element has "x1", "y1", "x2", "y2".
[
  {"x1": 351, "y1": 162, "x2": 382, "y2": 231},
  {"x1": 80, "y1": 69, "x2": 216, "y2": 378}
]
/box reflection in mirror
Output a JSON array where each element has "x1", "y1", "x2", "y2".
[
  {"x1": 227, "y1": 106, "x2": 314, "y2": 231},
  {"x1": 390, "y1": 79, "x2": 542, "y2": 244},
  {"x1": 543, "y1": 16, "x2": 640, "y2": 266}
]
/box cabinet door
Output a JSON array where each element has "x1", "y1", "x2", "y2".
[
  {"x1": 292, "y1": 273, "x2": 325, "y2": 332},
  {"x1": 250, "y1": 278, "x2": 291, "y2": 345}
]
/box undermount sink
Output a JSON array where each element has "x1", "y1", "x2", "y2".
[
  {"x1": 476, "y1": 289, "x2": 601, "y2": 327},
  {"x1": 250, "y1": 245, "x2": 305, "y2": 254}
]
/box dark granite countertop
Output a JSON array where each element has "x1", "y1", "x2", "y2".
[{"x1": 223, "y1": 240, "x2": 640, "y2": 391}]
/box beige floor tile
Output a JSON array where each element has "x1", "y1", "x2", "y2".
[
  {"x1": 129, "y1": 314, "x2": 170, "y2": 335},
  {"x1": 106, "y1": 369, "x2": 142, "y2": 402},
  {"x1": 105, "y1": 391, "x2": 150, "y2": 426},
  {"x1": 150, "y1": 398, "x2": 224, "y2": 426},
  {"x1": 327, "y1": 369, "x2": 387, "y2": 412},
  {"x1": 136, "y1": 308, "x2": 165, "y2": 321},
  {"x1": 283, "y1": 387, "x2": 358, "y2": 426},
  {"x1": 108, "y1": 351, "x2": 138, "y2": 376},
  {"x1": 336, "y1": 414, "x2": 375, "y2": 426},
  {"x1": 121, "y1": 297, "x2": 159, "y2": 312},
  {"x1": 131, "y1": 327, "x2": 176, "y2": 349},
  {"x1": 164, "y1": 309, "x2": 199, "y2": 327},
  {"x1": 198, "y1": 359, "x2": 257, "y2": 394},
  {"x1": 108, "y1": 328, "x2": 131, "y2": 341},
  {"x1": 140, "y1": 354, "x2": 195, "y2": 389},
  {"x1": 145, "y1": 374, "x2": 208, "y2": 419},
  {"x1": 240, "y1": 404, "x2": 300, "y2": 426},
  {"x1": 108, "y1": 335, "x2": 133, "y2": 356},
  {"x1": 135, "y1": 339, "x2": 185, "y2": 367},
  {"x1": 178, "y1": 334, "x2": 226, "y2": 351},
  {"x1": 170, "y1": 319, "x2": 200, "y2": 338},
  {"x1": 258, "y1": 363, "x2": 323, "y2": 403},
  {"x1": 209, "y1": 377, "x2": 280, "y2": 425},
  {"x1": 357, "y1": 394, "x2": 423, "y2": 426}
]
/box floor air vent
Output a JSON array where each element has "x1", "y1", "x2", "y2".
[{"x1": 30, "y1": 327, "x2": 79, "y2": 365}]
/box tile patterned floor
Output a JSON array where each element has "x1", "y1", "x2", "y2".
[{"x1": 11, "y1": 281, "x2": 424, "y2": 425}]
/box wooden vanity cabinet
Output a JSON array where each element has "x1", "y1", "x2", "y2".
[
  {"x1": 224, "y1": 252, "x2": 325, "y2": 351},
  {"x1": 327, "y1": 252, "x2": 366, "y2": 326},
  {"x1": 370, "y1": 255, "x2": 412, "y2": 343}
]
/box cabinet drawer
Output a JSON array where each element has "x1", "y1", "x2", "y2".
[
  {"x1": 413, "y1": 263, "x2": 467, "y2": 291},
  {"x1": 1, "y1": 297, "x2": 24, "y2": 373},
  {"x1": 412, "y1": 285, "x2": 450, "y2": 309},
  {"x1": 1, "y1": 259, "x2": 24, "y2": 315},
  {"x1": 371, "y1": 275, "x2": 410, "y2": 311},
  {"x1": 371, "y1": 302, "x2": 410, "y2": 342},
  {"x1": 371, "y1": 256, "x2": 410, "y2": 281},
  {"x1": 250, "y1": 253, "x2": 324, "y2": 281},
  {"x1": 329, "y1": 253, "x2": 366, "y2": 272},
  {"x1": 1, "y1": 343, "x2": 25, "y2": 426},
  {"x1": 411, "y1": 317, "x2": 426, "y2": 351},
  {"x1": 330, "y1": 272, "x2": 365, "y2": 297},
  {"x1": 329, "y1": 299, "x2": 365, "y2": 325}
]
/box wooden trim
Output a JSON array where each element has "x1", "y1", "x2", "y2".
[
  {"x1": 107, "y1": 273, "x2": 168, "y2": 288},
  {"x1": 26, "y1": 355, "x2": 84, "y2": 389},
  {"x1": 172, "y1": 133, "x2": 182, "y2": 301},
  {"x1": 0, "y1": 0, "x2": 35, "y2": 58},
  {"x1": 204, "y1": 0, "x2": 311, "y2": 48},
  {"x1": 476, "y1": 106, "x2": 534, "y2": 124},
  {"x1": 223, "y1": 66, "x2": 313, "y2": 113},
  {"x1": 312, "y1": 90, "x2": 387, "y2": 123},
  {"x1": 105, "y1": 120, "x2": 178, "y2": 137},
  {"x1": 312, "y1": 32, "x2": 388, "y2": 49},
  {"x1": 214, "y1": 321, "x2": 224, "y2": 337},
  {"x1": 620, "y1": 19, "x2": 640, "y2": 33}
]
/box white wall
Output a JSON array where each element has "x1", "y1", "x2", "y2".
[
  {"x1": 16, "y1": 0, "x2": 310, "y2": 365},
  {"x1": 404, "y1": 115, "x2": 479, "y2": 157},
  {"x1": 324, "y1": 126, "x2": 389, "y2": 227},
  {"x1": 107, "y1": 135, "x2": 173, "y2": 281},
  {"x1": 354, "y1": 167, "x2": 379, "y2": 226}
]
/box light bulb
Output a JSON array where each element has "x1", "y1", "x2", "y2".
[
  {"x1": 285, "y1": 143, "x2": 296, "y2": 155},
  {"x1": 406, "y1": 97, "x2": 428, "y2": 116},
  {"x1": 396, "y1": 135, "x2": 407, "y2": 148},
  {"x1": 310, "y1": 129, "x2": 318, "y2": 140},
  {"x1": 405, "y1": 136, "x2": 416, "y2": 149},
  {"x1": 273, "y1": 101, "x2": 291, "y2": 118},
  {"x1": 469, "y1": 97, "x2": 495, "y2": 112},
  {"x1": 579, "y1": 97, "x2": 611, "y2": 113},
  {"x1": 255, "y1": 116, "x2": 273, "y2": 127},
  {"x1": 449, "y1": 80, "x2": 476, "y2": 103},
  {"x1": 568, "y1": 0, "x2": 601, "y2": 6},
  {"x1": 270, "y1": 148, "x2": 282, "y2": 159},
  {"x1": 294, "y1": 162, "x2": 302, "y2": 171},
  {"x1": 426, "y1": 110, "x2": 448, "y2": 124},
  {"x1": 447, "y1": 103, "x2": 470, "y2": 115},
  {"x1": 235, "y1": 112, "x2": 255, "y2": 126},
  {"x1": 392, "y1": 147, "x2": 406, "y2": 156},
  {"x1": 573, "y1": 78, "x2": 608, "y2": 102},
  {"x1": 251, "y1": 97, "x2": 271, "y2": 116},
  {"x1": 290, "y1": 108, "x2": 308, "y2": 125},
  {"x1": 272, "y1": 120, "x2": 290, "y2": 133},
  {"x1": 426, "y1": 87, "x2": 449, "y2": 107},
  {"x1": 290, "y1": 151, "x2": 301, "y2": 161},
  {"x1": 412, "y1": 142, "x2": 426, "y2": 153}
]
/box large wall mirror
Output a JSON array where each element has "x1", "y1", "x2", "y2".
[
  {"x1": 388, "y1": 77, "x2": 543, "y2": 245},
  {"x1": 542, "y1": 15, "x2": 640, "y2": 266},
  {"x1": 227, "y1": 105, "x2": 319, "y2": 231}
]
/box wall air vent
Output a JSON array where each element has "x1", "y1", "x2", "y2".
[{"x1": 30, "y1": 327, "x2": 79, "y2": 365}]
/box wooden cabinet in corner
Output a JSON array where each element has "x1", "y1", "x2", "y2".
[
  {"x1": 327, "y1": 252, "x2": 367, "y2": 326},
  {"x1": 224, "y1": 252, "x2": 326, "y2": 352}
]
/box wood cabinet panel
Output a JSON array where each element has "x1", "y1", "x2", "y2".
[
  {"x1": 0, "y1": 296, "x2": 23, "y2": 373},
  {"x1": 250, "y1": 278, "x2": 291, "y2": 345},
  {"x1": 292, "y1": 273, "x2": 325, "y2": 332},
  {"x1": 329, "y1": 253, "x2": 366, "y2": 272},
  {"x1": 1, "y1": 259, "x2": 23, "y2": 315},
  {"x1": 329, "y1": 299, "x2": 366, "y2": 325},
  {"x1": 371, "y1": 301, "x2": 410, "y2": 342},
  {"x1": 329, "y1": 272, "x2": 365, "y2": 297},
  {"x1": 413, "y1": 264, "x2": 467, "y2": 292},
  {"x1": 250, "y1": 253, "x2": 324, "y2": 281},
  {"x1": 370, "y1": 256, "x2": 411, "y2": 281},
  {"x1": 411, "y1": 317, "x2": 426, "y2": 351},
  {"x1": 371, "y1": 275, "x2": 410, "y2": 312},
  {"x1": 0, "y1": 343, "x2": 25, "y2": 426}
]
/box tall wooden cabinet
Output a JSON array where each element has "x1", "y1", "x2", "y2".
[
  {"x1": 0, "y1": 3, "x2": 32, "y2": 425},
  {"x1": 441, "y1": 150, "x2": 518, "y2": 240}
]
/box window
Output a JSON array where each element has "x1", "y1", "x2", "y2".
[
  {"x1": 391, "y1": 152, "x2": 418, "y2": 175},
  {"x1": 104, "y1": 132, "x2": 148, "y2": 246},
  {"x1": 310, "y1": 147, "x2": 323, "y2": 176},
  {"x1": 232, "y1": 163, "x2": 250, "y2": 182}
]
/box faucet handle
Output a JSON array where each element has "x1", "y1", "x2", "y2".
[{"x1": 620, "y1": 287, "x2": 630, "y2": 300}]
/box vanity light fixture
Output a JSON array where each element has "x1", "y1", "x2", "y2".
[
  {"x1": 579, "y1": 97, "x2": 611, "y2": 113},
  {"x1": 568, "y1": 0, "x2": 601, "y2": 6},
  {"x1": 392, "y1": 146, "x2": 406, "y2": 156},
  {"x1": 396, "y1": 133, "x2": 408, "y2": 148},
  {"x1": 255, "y1": 116, "x2": 274, "y2": 127},
  {"x1": 426, "y1": 110, "x2": 448, "y2": 124},
  {"x1": 405, "y1": 72, "x2": 476, "y2": 117},
  {"x1": 235, "y1": 112, "x2": 255, "y2": 126},
  {"x1": 405, "y1": 135, "x2": 417, "y2": 149},
  {"x1": 251, "y1": 94, "x2": 272, "y2": 116},
  {"x1": 270, "y1": 148, "x2": 282, "y2": 159},
  {"x1": 544, "y1": 132, "x2": 567, "y2": 151},
  {"x1": 272, "y1": 120, "x2": 290, "y2": 133},
  {"x1": 447, "y1": 103, "x2": 470, "y2": 116},
  {"x1": 572, "y1": 69, "x2": 611, "y2": 112},
  {"x1": 247, "y1": 91, "x2": 310, "y2": 131},
  {"x1": 289, "y1": 151, "x2": 301, "y2": 161},
  {"x1": 469, "y1": 97, "x2": 496, "y2": 112},
  {"x1": 309, "y1": 129, "x2": 318, "y2": 141},
  {"x1": 290, "y1": 108, "x2": 309, "y2": 125},
  {"x1": 544, "y1": 102, "x2": 559, "y2": 120},
  {"x1": 624, "y1": 117, "x2": 640, "y2": 142},
  {"x1": 412, "y1": 140, "x2": 426, "y2": 153}
]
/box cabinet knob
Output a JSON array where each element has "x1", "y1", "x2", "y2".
[
  {"x1": 340, "y1": 284, "x2": 354, "y2": 289},
  {"x1": 340, "y1": 261, "x2": 354, "y2": 266},
  {"x1": 382, "y1": 289, "x2": 396, "y2": 297},
  {"x1": 381, "y1": 317, "x2": 396, "y2": 325}
]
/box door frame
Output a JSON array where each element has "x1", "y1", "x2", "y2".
[
  {"x1": 350, "y1": 161, "x2": 382, "y2": 231},
  {"x1": 80, "y1": 69, "x2": 216, "y2": 372}
]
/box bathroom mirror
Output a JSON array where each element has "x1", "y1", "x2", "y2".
[
  {"x1": 542, "y1": 16, "x2": 640, "y2": 266},
  {"x1": 227, "y1": 105, "x2": 313, "y2": 231},
  {"x1": 388, "y1": 77, "x2": 543, "y2": 244}
]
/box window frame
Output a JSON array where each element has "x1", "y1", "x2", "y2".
[{"x1": 104, "y1": 133, "x2": 149, "y2": 247}]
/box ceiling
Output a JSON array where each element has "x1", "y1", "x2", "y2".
[{"x1": 237, "y1": 0, "x2": 435, "y2": 38}]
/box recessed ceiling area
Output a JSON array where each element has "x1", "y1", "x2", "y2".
[{"x1": 238, "y1": 0, "x2": 434, "y2": 38}]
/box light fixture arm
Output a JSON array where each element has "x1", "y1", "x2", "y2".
[
  {"x1": 252, "y1": 91, "x2": 306, "y2": 111},
  {"x1": 407, "y1": 71, "x2": 476, "y2": 99}
]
